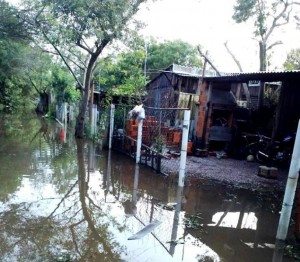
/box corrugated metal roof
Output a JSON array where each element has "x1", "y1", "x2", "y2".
[
  {"x1": 204, "y1": 70, "x2": 300, "y2": 82},
  {"x1": 164, "y1": 64, "x2": 218, "y2": 78}
]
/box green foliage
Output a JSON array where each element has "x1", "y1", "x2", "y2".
[
  {"x1": 94, "y1": 49, "x2": 146, "y2": 98},
  {"x1": 154, "y1": 135, "x2": 164, "y2": 153},
  {"x1": 264, "y1": 83, "x2": 279, "y2": 106},
  {"x1": 0, "y1": 41, "x2": 36, "y2": 112},
  {"x1": 36, "y1": 0, "x2": 143, "y2": 43},
  {"x1": 0, "y1": 0, "x2": 30, "y2": 42},
  {"x1": 284, "y1": 48, "x2": 300, "y2": 70},
  {"x1": 232, "y1": 0, "x2": 289, "y2": 37},
  {"x1": 146, "y1": 39, "x2": 202, "y2": 79},
  {"x1": 23, "y1": 50, "x2": 54, "y2": 94},
  {"x1": 232, "y1": 0, "x2": 257, "y2": 23},
  {"x1": 21, "y1": 0, "x2": 151, "y2": 137},
  {"x1": 94, "y1": 37, "x2": 202, "y2": 101},
  {"x1": 184, "y1": 214, "x2": 203, "y2": 229},
  {"x1": 284, "y1": 244, "x2": 300, "y2": 261},
  {"x1": 51, "y1": 65, "x2": 79, "y2": 104}
]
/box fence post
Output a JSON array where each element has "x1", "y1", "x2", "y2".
[
  {"x1": 276, "y1": 119, "x2": 300, "y2": 240},
  {"x1": 64, "y1": 103, "x2": 67, "y2": 126},
  {"x1": 109, "y1": 104, "x2": 115, "y2": 150},
  {"x1": 136, "y1": 119, "x2": 143, "y2": 164},
  {"x1": 178, "y1": 110, "x2": 191, "y2": 187}
]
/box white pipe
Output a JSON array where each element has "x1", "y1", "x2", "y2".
[
  {"x1": 178, "y1": 110, "x2": 191, "y2": 187},
  {"x1": 276, "y1": 119, "x2": 300, "y2": 240},
  {"x1": 136, "y1": 119, "x2": 143, "y2": 163},
  {"x1": 108, "y1": 104, "x2": 115, "y2": 149}
]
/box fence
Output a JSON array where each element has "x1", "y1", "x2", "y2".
[{"x1": 111, "y1": 104, "x2": 191, "y2": 178}]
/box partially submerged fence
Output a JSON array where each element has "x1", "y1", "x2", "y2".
[{"x1": 110, "y1": 104, "x2": 191, "y2": 183}]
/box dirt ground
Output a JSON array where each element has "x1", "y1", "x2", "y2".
[{"x1": 183, "y1": 155, "x2": 289, "y2": 191}]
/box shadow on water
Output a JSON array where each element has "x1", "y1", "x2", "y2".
[{"x1": 0, "y1": 114, "x2": 297, "y2": 261}]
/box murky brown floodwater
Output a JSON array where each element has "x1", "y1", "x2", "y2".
[{"x1": 0, "y1": 113, "x2": 295, "y2": 261}]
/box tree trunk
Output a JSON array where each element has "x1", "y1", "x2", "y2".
[
  {"x1": 75, "y1": 55, "x2": 97, "y2": 138},
  {"x1": 258, "y1": 41, "x2": 267, "y2": 111},
  {"x1": 35, "y1": 92, "x2": 49, "y2": 115}
]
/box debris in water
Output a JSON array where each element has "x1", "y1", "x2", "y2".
[{"x1": 128, "y1": 220, "x2": 161, "y2": 240}]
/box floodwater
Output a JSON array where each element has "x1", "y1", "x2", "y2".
[{"x1": 0, "y1": 113, "x2": 295, "y2": 262}]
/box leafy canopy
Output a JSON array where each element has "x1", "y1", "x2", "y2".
[
  {"x1": 146, "y1": 39, "x2": 202, "y2": 79},
  {"x1": 0, "y1": 0, "x2": 31, "y2": 42},
  {"x1": 284, "y1": 48, "x2": 300, "y2": 70}
]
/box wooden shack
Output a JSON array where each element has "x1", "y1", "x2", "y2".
[
  {"x1": 145, "y1": 64, "x2": 218, "y2": 136},
  {"x1": 196, "y1": 71, "x2": 300, "y2": 149},
  {"x1": 196, "y1": 79, "x2": 237, "y2": 149},
  {"x1": 145, "y1": 64, "x2": 202, "y2": 108}
]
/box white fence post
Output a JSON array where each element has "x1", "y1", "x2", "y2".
[
  {"x1": 109, "y1": 104, "x2": 115, "y2": 149},
  {"x1": 178, "y1": 110, "x2": 191, "y2": 187},
  {"x1": 276, "y1": 119, "x2": 300, "y2": 240},
  {"x1": 136, "y1": 119, "x2": 143, "y2": 164}
]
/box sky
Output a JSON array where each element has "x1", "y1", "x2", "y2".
[
  {"x1": 8, "y1": 0, "x2": 300, "y2": 73},
  {"x1": 137, "y1": 0, "x2": 300, "y2": 73}
]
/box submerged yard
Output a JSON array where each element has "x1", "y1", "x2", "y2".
[{"x1": 0, "y1": 114, "x2": 297, "y2": 261}]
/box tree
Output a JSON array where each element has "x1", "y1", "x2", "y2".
[
  {"x1": 0, "y1": 1, "x2": 34, "y2": 112},
  {"x1": 232, "y1": 0, "x2": 294, "y2": 109},
  {"x1": 23, "y1": 50, "x2": 54, "y2": 114},
  {"x1": 0, "y1": 0, "x2": 31, "y2": 42},
  {"x1": 94, "y1": 49, "x2": 146, "y2": 102},
  {"x1": 283, "y1": 48, "x2": 300, "y2": 70},
  {"x1": 94, "y1": 37, "x2": 202, "y2": 104},
  {"x1": 23, "y1": 50, "x2": 79, "y2": 114},
  {"x1": 21, "y1": 0, "x2": 151, "y2": 138},
  {"x1": 146, "y1": 39, "x2": 202, "y2": 79}
]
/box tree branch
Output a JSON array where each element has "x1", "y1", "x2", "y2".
[
  {"x1": 265, "y1": 0, "x2": 291, "y2": 41},
  {"x1": 224, "y1": 41, "x2": 243, "y2": 72},
  {"x1": 76, "y1": 39, "x2": 93, "y2": 55},
  {"x1": 197, "y1": 46, "x2": 221, "y2": 76},
  {"x1": 224, "y1": 41, "x2": 251, "y2": 105},
  {"x1": 41, "y1": 31, "x2": 84, "y2": 90},
  {"x1": 267, "y1": 40, "x2": 283, "y2": 51},
  {"x1": 28, "y1": 75, "x2": 40, "y2": 94}
]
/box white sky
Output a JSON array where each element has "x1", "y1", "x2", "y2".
[
  {"x1": 8, "y1": 0, "x2": 300, "y2": 72},
  {"x1": 137, "y1": 0, "x2": 300, "y2": 72}
]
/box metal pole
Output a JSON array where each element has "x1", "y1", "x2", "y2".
[
  {"x1": 178, "y1": 110, "x2": 191, "y2": 187},
  {"x1": 276, "y1": 119, "x2": 300, "y2": 240},
  {"x1": 108, "y1": 104, "x2": 115, "y2": 149},
  {"x1": 136, "y1": 119, "x2": 143, "y2": 164}
]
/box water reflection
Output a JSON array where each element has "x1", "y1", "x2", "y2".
[{"x1": 0, "y1": 115, "x2": 295, "y2": 261}]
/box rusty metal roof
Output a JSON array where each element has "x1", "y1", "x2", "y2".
[{"x1": 204, "y1": 70, "x2": 300, "y2": 83}]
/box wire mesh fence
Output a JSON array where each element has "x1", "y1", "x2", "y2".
[{"x1": 111, "y1": 104, "x2": 189, "y2": 176}]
